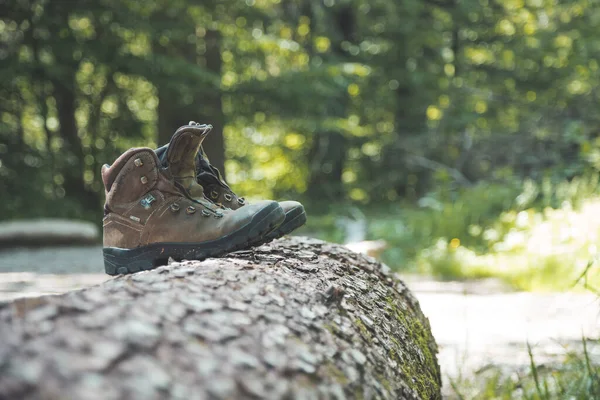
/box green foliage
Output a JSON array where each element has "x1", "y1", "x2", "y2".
[
  {"x1": 4, "y1": 0, "x2": 600, "y2": 220},
  {"x1": 411, "y1": 179, "x2": 600, "y2": 290}
]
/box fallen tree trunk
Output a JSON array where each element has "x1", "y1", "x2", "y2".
[{"x1": 0, "y1": 237, "x2": 441, "y2": 400}]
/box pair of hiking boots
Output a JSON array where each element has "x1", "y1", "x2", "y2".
[{"x1": 102, "y1": 122, "x2": 306, "y2": 275}]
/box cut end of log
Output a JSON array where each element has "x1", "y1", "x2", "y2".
[
  {"x1": 0, "y1": 219, "x2": 99, "y2": 247},
  {"x1": 0, "y1": 237, "x2": 441, "y2": 400}
]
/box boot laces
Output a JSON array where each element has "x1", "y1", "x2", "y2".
[
  {"x1": 189, "y1": 120, "x2": 245, "y2": 207},
  {"x1": 170, "y1": 171, "x2": 223, "y2": 217},
  {"x1": 196, "y1": 148, "x2": 246, "y2": 204}
]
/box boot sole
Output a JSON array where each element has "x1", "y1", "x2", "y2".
[{"x1": 103, "y1": 203, "x2": 285, "y2": 275}]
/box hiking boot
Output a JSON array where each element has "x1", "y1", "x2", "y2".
[
  {"x1": 155, "y1": 122, "x2": 307, "y2": 243},
  {"x1": 102, "y1": 132, "x2": 285, "y2": 276}
]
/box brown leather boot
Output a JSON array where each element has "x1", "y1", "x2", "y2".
[
  {"x1": 155, "y1": 122, "x2": 306, "y2": 243},
  {"x1": 102, "y1": 130, "x2": 285, "y2": 275}
]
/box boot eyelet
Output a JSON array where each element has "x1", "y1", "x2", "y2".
[
  {"x1": 170, "y1": 203, "x2": 180, "y2": 212},
  {"x1": 140, "y1": 176, "x2": 148, "y2": 184},
  {"x1": 201, "y1": 209, "x2": 211, "y2": 217},
  {"x1": 134, "y1": 158, "x2": 143, "y2": 167},
  {"x1": 238, "y1": 197, "x2": 246, "y2": 205},
  {"x1": 214, "y1": 211, "x2": 224, "y2": 219},
  {"x1": 186, "y1": 206, "x2": 196, "y2": 214},
  {"x1": 210, "y1": 191, "x2": 219, "y2": 200},
  {"x1": 224, "y1": 193, "x2": 232, "y2": 202}
]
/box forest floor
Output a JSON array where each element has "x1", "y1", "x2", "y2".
[{"x1": 1, "y1": 245, "x2": 599, "y2": 397}]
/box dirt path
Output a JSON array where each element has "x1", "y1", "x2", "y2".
[
  {"x1": 0, "y1": 245, "x2": 104, "y2": 274},
  {"x1": 409, "y1": 281, "x2": 600, "y2": 396},
  {"x1": 1, "y1": 245, "x2": 599, "y2": 396}
]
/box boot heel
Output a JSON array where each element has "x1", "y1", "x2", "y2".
[{"x1": 103, "y1": 247, "x2": 165, "y2": 275}]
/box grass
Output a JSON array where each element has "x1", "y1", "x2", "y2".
[
  {"x1": 447, "y1": 337, "x2": 600, "y2": 400},
  {"x1": 410, "y1": 200, "x2": 600, "y2": 291}
]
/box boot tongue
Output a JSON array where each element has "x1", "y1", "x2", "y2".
[{"x1": 164, "y1": 122, "x2": 212, "y2": 198}]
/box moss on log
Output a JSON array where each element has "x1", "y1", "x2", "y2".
[{"x1": 0, "y1": 237, "x2": 441, "y2": 399}]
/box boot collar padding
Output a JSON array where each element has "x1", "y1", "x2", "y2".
[
  {"x1": 102, "y1": 148, "x2": 164, "y2": 208},
  {"x1": 102, "y1": 147, "x2": 158, "y2": 192}
]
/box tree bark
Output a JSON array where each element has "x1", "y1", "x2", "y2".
[{"x1": 0, "y1": 237, "x2": 441, "y2": 400}]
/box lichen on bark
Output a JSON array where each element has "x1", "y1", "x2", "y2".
[{"x1": 0, "y1": 237, "x2": 441, "y2": 399}]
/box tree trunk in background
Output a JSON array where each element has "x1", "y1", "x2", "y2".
[
  {"x1": 156, "y1": 29, "x2": 225, "y2": 177},
  {"x1": 306, "y1": 4, "x2": 355, "y2": 200},
  {"x1": 0, "y1": 237, "x2": 442, "y2": 400},
  {"x1": 53, "y1": 78, "x2": 97, "y2": 212},
  {"x1": 196, "y1": 28, "x2": 226, "y2": 178},
  {"x1": 308, "y1": 131, "x2": 347, "y2": 199},
  {"x1": 157, "y1": 86, "x2": 181, "y2": 146},
  {"x1": 392, "y1": 84, "x2": 427, "y2": 200},
  {"x1": 45, "y1": 1, "x2": 98, "y2": 214},
  {"x1": 155, "y1": 32, "x2": 195, "y2": 146}
]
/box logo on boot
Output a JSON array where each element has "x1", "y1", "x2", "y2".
[{"x1": 140, "y1": 194, "x2": 156, "y2": 209}]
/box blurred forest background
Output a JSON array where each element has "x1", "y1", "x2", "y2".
[
  {"x1": 2, "y1": 1, "x2": 600, "y2": 397},
  {"x1": 2, "y1": 0, "x2": 600, "y2": 291}
]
